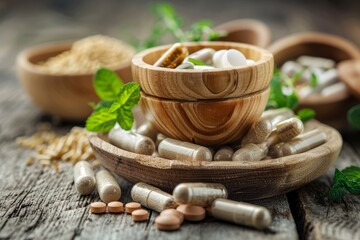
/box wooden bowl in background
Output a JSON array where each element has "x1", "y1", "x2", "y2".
[
  {"x1": 268, "y1": 32, "x2": 360, "y2": 129},
  {"x1": 89, "y1": 120, "x2": 342, "y2": 200},
  {"x1": 214, "y1": 19, "x2": 271, "y2": 48},
  {"x1": 17, "y1": 41, "x2": 135, "y2": 121},
  {"x1": 140, "y1": 88, "x2": 269, "y2": 146},
  {"x1": 132, "y1": 42, "x2": 274, "y2": 100}
]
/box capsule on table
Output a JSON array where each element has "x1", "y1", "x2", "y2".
[
  {"x1": 281, "y1": 129, "x2": 327, "y2": 156},
  {"x1": 74, "y1": 161, "x2": 96, "y2": 195},
  {"x1": 136, "y1": 121, "x2": 158, "y2": 141},
  {"x1": 158, "y1": 138, "x2": 212, "y2": 162},
  {"x1": 131, "y1": 182, "x2": 178, "y2": 212},
  {"x1": 297, "y1": 55, "x2": 335, "y2": 69},
  {"x1": 185, "y1": 48, "x2": 215, "y2": 64},
  {"x1": 214, "y1": 147, "x2": 234, "y2": 161},
  {"x1": 232, "y1": 143, "x2": 268, "y2": 162},
  {"x1": 109, "y1": 127, "x2": 155, "y2": 155},
  {"x1": 211, "y1": 199, "x2": 272, "y2": 230},
  {"x1": 173, "y1": 183, "x2": 228, "y2": 207},
  {"x1": 154, "y1": 43, "x2": 188, "y2": 68},
  {"x1": 241, "y1": 119, "x2": 272, "y2": 146},
  {"x1": 96, "y1": 169, "x2": 121, "y2": 203}
]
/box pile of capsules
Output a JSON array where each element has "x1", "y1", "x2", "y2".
[
  {"x1": 108, "y1": 108, "x2": 327, "y2": 162},
  {"x1": 74, "y1": 162, "x2": 271, "y2": 230},
  {"x1": 153, "y1": 43, "x2": 255, "y2": 69},
  {"x1": 281, "y1": 55, "x2": 347, "y2": 99}
]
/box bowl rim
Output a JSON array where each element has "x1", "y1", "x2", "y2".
[
  {"x1": 132, "y1": 41, "x2": 273, "y2": 73},
  {"x1": 17, "y1": 40, "x2": 135, "y2": 77}
]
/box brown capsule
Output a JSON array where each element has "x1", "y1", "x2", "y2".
[
  {"x1": 276, "y1": 117, "x2": 304, "y2": 142},
  {"x1": 132, "y1": 209, "x2": 149, "y2": 222},
  {"x1": 155, "y1": 215, "x2": 181, "y2": 231},
  {"x1": 154, "y1": 43, "x2": 188, "y2": 68},
  {"x1": 281, "y1": 129, "x2": 327, "y2": 156},
  {"x1": 213, "y1": 147, "x2": 234, "y2": 161},
  {"x1": 160, "y1": 209, "x2": 184, "y2": 224},
  {"x1": 125, "y1": 202, "x2": 142, "y2": 213},
  {"x1": 131, "y1": 182, "x2": 177, "y2": 212},
  {"x1": 232, "y1": 143, "x2": 268, "y2": 162},
  {"x1": 90, "y1": 202, "x2": 107, "y2": 214},
  {"x1": 176, "y1": 205, "x2": 206, "y2": 222},
  {"x1": 136, "y1": 121, "x2": 158, "y2": 141},
  {"x1": 173, "y1": 183, "x2": 228, "y2": 206},
  {"x1": 211, "y1": 199, "x2": 271, "y2": 230},
  {"x1": 241, "y1": 119, "x2": 273, "y2": 146}
]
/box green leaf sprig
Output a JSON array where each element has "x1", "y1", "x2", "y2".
[
  {"x1": 86, "y1": 68, "x2": 140, "y2": 132},
  {"x1": 187, "y1": 58, "x2": 207, "y2": 66},
  {"x1": 328, "y1": 166, "x2": 360, "y2": 202}
]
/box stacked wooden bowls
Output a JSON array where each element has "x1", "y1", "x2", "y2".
[{"x1": 132, "y1": 42, "x2": 274, "y2": 146}]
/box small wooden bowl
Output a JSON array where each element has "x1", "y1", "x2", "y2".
[
  {"x1": 268, "y1": 32, "x2": 360, "y2": 128},
  {"x1": 89, "y1": 120, "x2": 342, "y2": 200},
  {"x1": 17, "y1": 41, "x2": 134, "y2": 121},
  {"x1": 132, "y1": 42, "x2": 273, "y2": 100},
  {"x1": 140, "y1": 88, "x2": 269, "y2": 146},
  {"x1": 214, "y1": 19, "x2": 271, "y2": 48}
]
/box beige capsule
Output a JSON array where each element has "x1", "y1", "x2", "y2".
[
  {"x1": 154, "y1": 43, "x2": 188, "y2": 68},
  {"x1": 261, "y1": 108, "x2": 294, "y2": 122},
  {"x1": 267, "y1": 117, "x2": 304, "y2": 146},
  {"x1": 280, "y1": 61, "x2": 303, "y2": 77},
  {"x1": 232, "y1": 143, "x2": 268, "y2": 162},
  {"x1": 109, "y1": 127, "x2": 155, "y2": 155},
  {"x1": 268, "y1": 142, "x2": 284, "y2": 158},
  {"x1": 131, "y1": 182, "x2": 177, "y2": 212},
  {"x1": 211, "y1": 198, "x2": 272, "y2": 230},
  {"x1": 241, "y1": 119, "x2": 272, "y2": 146},
  {"x1": 95, "y1": 169, "x2": 121, "y2": 203},
  {"x1": 173, "y1": 183, "x2": 228, "y2": 207},
  {"x1": 281, "y1": 129, "x2": 327, "y2": 156},
  {"x1": 73, "y1": 161, "x2": 96, "y2": 195},
  {"x1": 136, "y1": 121, "x2": 158, "y2": 141},
  {"x1": 158, "y1": 138, "x2": 212, "y2": 162},
  {"x1": 213, "y1": 147, "x2": 234, "y2": 161},
  {"x1": 297, "y1": 55, "x2": 335, "y2": 69}
]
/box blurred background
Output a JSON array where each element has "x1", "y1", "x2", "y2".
[{"x1": 0, "y1": 0, "x2": 359, "y2": 87}]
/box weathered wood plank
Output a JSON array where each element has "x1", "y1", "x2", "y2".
[{"x1": 288, "y1": 142, "x2": 360, "y2": 240}]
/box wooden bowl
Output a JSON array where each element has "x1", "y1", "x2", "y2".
[
  {"x1": 17, "y1": 41, "x2": 135, "y2": 121},
  {"x1": 132, "y1": 42, "x2": 273, "y2": 100},
  {"x1": 268, "y1": 32, "x2": 360, "y2": 129},
  {"x1": 89, "y1": 120, "x2": 342, "y2": 200},
  {"x1": 140, "y1": 88, "x2": 269, "y2": 146},
  {"x1": 214, "y1": 19, "x2": 271, "y2": 48}
]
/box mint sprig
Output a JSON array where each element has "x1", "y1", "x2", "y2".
[
  {"x1": 328, "y1": 166, "x2": 360, "y2": 202},
  {"x1": 187, "y1": 58, "x2": 207, "y2": 66},
  {"x1": 86, "y1": 68, "x2": 140, "y2": 132}
]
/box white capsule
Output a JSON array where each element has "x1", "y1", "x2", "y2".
[
  {"x1": 281, "y1": 61, "x2": 303, "y2": 77},
  {"x1": 212, "y1": 50, "x2": 227, "y2": 68},
  {"x1": 176, "y1": 61, "x2": 194, "y2": 69},
  {"x1": 73, "y1": 161, "x2": 96, "y2": 195},
  {"x1": 321, "y1": 82, "x2": 348, "y2": 97},
  {"x1": 185, "y1": 48, "x2": 216, "y2": 64},
  {"x1": 297, "y1": 56, "x2": 335, "y2": 69},
  {"x1": 316, "y1": 69, "x2": 338, "y2": 91},
  {"x1": 96, "y1": 169, "x2": 121, "y2": 203},
  {"x1": 136, "y1": 121, "x2": 158, "y2": 141},
  {"x1": 298, "y1": 85, "x2": 315, "y2": 98},
  {"x1": 109, "y1": 127, "x2": 155, "y2": 155},
  {"x1": 194, "y1": 65, "x2": 216, "y2": 70},
  {"x1": 299, "y1": 67, "x2": 324, "y2": 83},
  {"x1": 222, "y1": 49, "x2": 247, "y2": 68},
  {"x1": 246, "y1": 59, "x2": 256, "y2": 65}
]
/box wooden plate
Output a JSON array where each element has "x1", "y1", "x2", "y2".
[{"x1": 89, "y1": 121, "x2": 342, "y2": 200}]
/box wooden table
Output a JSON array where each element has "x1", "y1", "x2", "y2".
[{"x1": 0, "y1": 1, "x2": 360, "y2": 239}]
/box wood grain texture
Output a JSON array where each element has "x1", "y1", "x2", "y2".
[
  {"x1": 89, "y1": 120, "x2": 342, "y2": 200},
  {"x1": 268, "y1": 32, "x2": 360, "y2": 129},
  {"x1": 17, "y1": 42, "x2": 134, "y2": 121},
  {"x1": 132, "y1": 42, "x2": 274, "y2": 100},
  {"x1": 338, "y1": 59, "x2": 360, "y2": 100},
  {"x1": 214, "y1": 19, "x2": 272, "y2": 48},
  {"x1": 0, "y1": 86, "x2": 298, "y2": 240},
  {"x1": 140, "y1": 88, "x2": 269, "y2": 145}
]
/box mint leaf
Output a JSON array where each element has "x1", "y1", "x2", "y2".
[
  {"x1": 188, "y1": 58, "x2": 207, "y2": 66},
  {"x1": 328, "y1": 166, "x2": 360, "y2": 202},
  {"x1": 297, "y1": 108, "x2": 315, "y2": 122},
  {"x1": 94, "y1": 68, "x2": 123, "y2": 101},
  {"x1": 348, "y1": 105, "x2": 360, "y2": 129},
  {"x1": 310, "y1": 72, "x2": 318, "y2": 88},
  {"x1": 85, "y1": 108, "x2": 117, "y2": 132},
  {"x1": 90, "y1": 100, "x2": 114, "y2": 112},
  {"x1": 116, "y1": 108, "x2": 134, "y2": 130},
  {"x1": 342, "y1": 166, "x2": 360, "y2": 181},
  {"x1": 117, "y1": 82, "x2": 141, "y2": 109}
]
